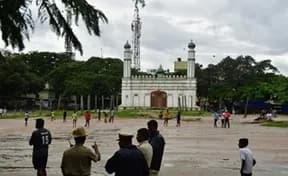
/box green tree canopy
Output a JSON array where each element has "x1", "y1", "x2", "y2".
[
  {"x1": 0, "y1": 0, "x2": 108, "y2": 54},
  {"x1": 195, "y1": 55, "x2": 286, "y2": 107},
  {"x1": 0, "y1": 56, "x2": 44, "y2": 98}
]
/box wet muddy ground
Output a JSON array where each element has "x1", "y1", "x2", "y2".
[{"x1": 0, "y1": 115, "x2": 288, "y2": 176}]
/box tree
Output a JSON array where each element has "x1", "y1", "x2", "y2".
[
  {"x1": 47, "y1": 57, "x2": 123, "y2": 109},
  {"x1": 13, "y1": 51, "x2": 74, "y2": 78},
  {"x1": 196, "y1": 55, "x2": 281, "y2": 111},
  {"x1": 0, "y1": 56, "x2": 45, "y2": 107},
  {"x1": 0, "y1": 0, "x2": 108, "y2": 55}
]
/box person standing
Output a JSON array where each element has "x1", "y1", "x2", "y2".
[
  {"x1": 84, "y1": 111, "x2": 91, "y2": 127},
  {"x1": 212, "y1": 111, "x2": 219, "y2": 128},
  {"x1": 136, "y1": 128, "x2": 153, "y2": 168},
  {"x1": 61, "y1": 127, "x2": 101, "y2": 176},
  {"x1": 72, "y1": 111, "x2": 77, "y2": 128},
  {"x1": 147, "y1": 120, "x2": 165, "y2": 176},
  {"x1": 105, "y1": 129, "x2": 149, "y2": 176},
  {"x1": 24, "y1": 111, "x2": 30, "y2": 127},
  {"x1": 238, "y1": 138, "x2": 256, "y2": 176},
  {"x1": 103, "y1": 111, "x2": 108, "y2": 123},
  {"x1": 50, "y1": 110, "x2": 55, "y2": 121},
  {"x1": 109, "y1": 108, "x2": 115, "y2": 123},
  {"x1": 163, "y1": 109, "x2": 170, "y2": 127},
  {"x1": 223, "y1": 110, "x2": 231, "y2": 128},
  {"x1": 158, "y1": 110, "x2": 163, "y2": 119},
  {"x1": 98, "y1": 109, "x2": 101, "y2": 121},
  {"x1": 29, "y1": 118, "x2": 52, "y2": 176},
  {"x1": 63, "y1": 111, "x2": 67, "y2": 122},
  {"x1": 176, "y1": 110, "x2": 181, "y2": 127}
]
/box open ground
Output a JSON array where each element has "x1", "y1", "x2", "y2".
[{"x1": 0, "y1": 115, "x2": 287, "y2": 176}]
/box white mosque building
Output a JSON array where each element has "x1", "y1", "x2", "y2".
[{"x1": 120, "y1": 40, "x2": 197, "y2": 109}]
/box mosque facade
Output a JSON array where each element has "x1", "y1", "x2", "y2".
[{"x1": 120, "y1": 41, "x2": 197, "y2": 109}]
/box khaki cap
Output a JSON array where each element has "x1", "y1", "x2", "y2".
[{"x1": 72, "y1": 127, "x2": 87, "y2": 138}]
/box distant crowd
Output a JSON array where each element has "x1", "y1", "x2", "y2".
[{"x1": 212, "y1": 109, "x2": 232, "y2": 128}]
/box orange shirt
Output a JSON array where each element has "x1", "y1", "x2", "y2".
[{"x1": 84, "y1": 113, "x2": 91, "y2": 120}]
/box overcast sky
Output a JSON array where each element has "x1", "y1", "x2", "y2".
[{"x1": 1, "y1": 0, "x2": 288, "y2": 75}]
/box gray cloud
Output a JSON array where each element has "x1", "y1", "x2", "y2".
[{"x1": 1, "y1": 0, "x2": 288, "y2": 75}]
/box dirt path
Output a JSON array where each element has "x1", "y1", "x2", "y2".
[{"x1": 0, "y1": 115, "x2": 288, "y2": 176}]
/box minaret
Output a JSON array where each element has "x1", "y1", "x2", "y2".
[
  {"x1": 123, "y1": 41, "x2": 132, "y2": 78},
  {"x1": 187, "y1": 40, "x2": 196, "y2": 78}
]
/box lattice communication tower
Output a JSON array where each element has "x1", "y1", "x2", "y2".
[{"x1": 131, "y1": 1, "x2": 142, "y2": 70}]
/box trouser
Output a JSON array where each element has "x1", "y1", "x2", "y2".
[
  {"x1": 241, "y1": 173, "x2": 252, "y2": 176},
  {"x1": 25, "y1": 118, "x2": 28, "y2": 126},
  {"x1": 225, "y1": 118, "x2": 230, "y2": 128},
  {"x1": 214, "y1": 119, "x2": 218, "y2": 127},
  {"x1": 37, "y1": 168, "x2": 47, "y2": 176},
  {"x1": 177, "y1": 119, "x2": 180, "y2": 127},
  {"x1": 73, "y1": 119, "x2": 77, "y2": 128},
  {"x1": 150, "y1": 169, "x2": 159, "y2": 176},
  {"x1": 109, "y1": 116, "x2": 114, "y2": 123},
  {"x1": 164, "y1": 118, "x2": 168, "y2": 126},
  {"x1": 85, "y1": 120, "x2": 90, "y2": 127},
  {"x1": 221, "y1": 119, "x2": 225, "y2": 128}
]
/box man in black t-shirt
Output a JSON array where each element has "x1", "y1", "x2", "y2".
[
  {"x1": 29, "y1": 118, "x2": 52, "y2": 176},
  {"x1": 147, "y1": 120, "x2": 165, "y2": 176}
]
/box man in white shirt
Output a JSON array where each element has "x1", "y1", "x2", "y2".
[
  {"x1": 238, "y1": 138, "x2": 256, "y2": 176},
  {"x1": 137, "y1": 128, "x2": 153, "y2": 168}
]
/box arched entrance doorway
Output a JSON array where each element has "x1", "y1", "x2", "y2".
[{"x1": 151, "y1": 90, "x2": 167, "y2": 108}]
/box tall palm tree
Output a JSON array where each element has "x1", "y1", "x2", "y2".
[{"x1": 0, "y1": 0, "x2": 108, "y2": 55}]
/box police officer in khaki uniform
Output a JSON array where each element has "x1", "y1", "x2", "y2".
[{"x1": 61, "y1": 127, "x2": 101, "y2": 176}]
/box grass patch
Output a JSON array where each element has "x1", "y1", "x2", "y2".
[
  {"x1": 261, "y1": 121, "x2": 288, "y2": 128},
  {"x1": 1, "y1": 109, "x2": 210, "y2": 120},
  {"x1": 181, "y1": 111, "x2": 210, "y2": 116},
  {"x1": 116, "y1": 109, "x2": 208, "y2": 119},
  {"x1": 116, "y1": 110, "x2": 143, "y2": 118},
  {"x1": 1, "y1": 110, "x2": 89, "y2": 119}
]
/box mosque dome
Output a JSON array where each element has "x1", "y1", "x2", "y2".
[
  {"x1": 124, "y1": 41, "x2": 131, "y2": 49},
  {"x1": 188, "y1": 40, "x2": 196, "y2": 49}
]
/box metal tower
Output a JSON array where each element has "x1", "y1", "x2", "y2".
[
  {"x1": 131, "y1": 1, "x2": 142, "y2": 70},
  {"x1": 65, "y1": 8, "x2": 75, "y2": 60},
  {"x1": 65, "y1": 8, "x2": 72, "y2": 53}
]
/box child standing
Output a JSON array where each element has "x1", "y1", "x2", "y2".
[
  {"x1": 238, "y1": 138, "x2": 256, "y2": 176},
  {"x1": 24, "y1": 111, "x2": 29, "y2": 126},
  {"x1": 212, "y1": 111, "x2": 219, "y2": 128},
  {"x1": 51, "y1": 110, "x2": 55, "y2": 121},
  {"x1": 63, "y1": 111, "x2": 67, "y2": 122},
  {"x1": 103, "y1": 111, "x2": 108, "y2": 123},
  {"x1": 163, "y1": 109, "x2": 171, "y2": 127},
  {"x1": 223, "y1": 110, "x2": 231, "y2": 128},
  {"x1": 72, "y1": 111, "x2": 77, "y2": 128},
  {"x1": 84, "y1": 111, "x2": 91, "y2": 127},
  {"x1": 176, "y1": 110, "x2": 181, "y2": 127}
]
